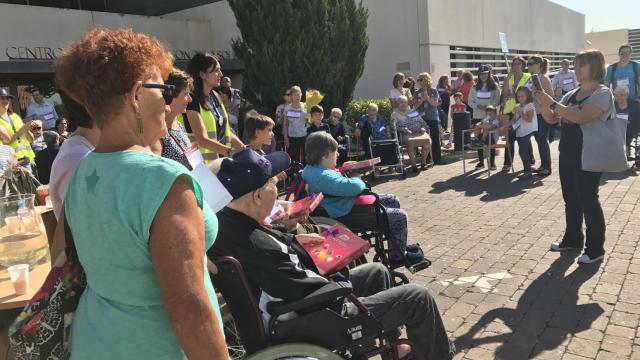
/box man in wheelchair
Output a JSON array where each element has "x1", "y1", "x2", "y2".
[
  {"x1": 209, "y1": 149, "x2": 455, "y2": 360},
  {"x1": 354, "y1": 103, "x2": 390, "y2": 158}
]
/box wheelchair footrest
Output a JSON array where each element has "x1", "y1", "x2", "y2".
[{"x1": 407, "y1": 258, "x2": 431, "y2": 274}]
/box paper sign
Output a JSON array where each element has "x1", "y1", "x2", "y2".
[
  {"x1": 185, "y1": 144, "x2": 204, "y2": 169},
  {"x1": 190, "y1": 162, "x2": 233, "y2": 213},
  {"x1": 499, "y1": 32, "x2": 509, "y2": 53}
]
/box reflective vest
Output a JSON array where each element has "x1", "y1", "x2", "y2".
[
  {"x1": 178, "y1": 98, "x2": 232, "y2": 164},
  {"x1": 0, "y1": 113, "x2": 35, "y2": 162},
  {"x1": 503, "y1": 72, "x2": 532, "y2": 115}
]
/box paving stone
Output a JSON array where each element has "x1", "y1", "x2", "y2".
[
  {"x1": 601, "y1": 335, "x2": 633, "y2": 356},
  {"x1": 567, "y1": 337, "x2": 601, "y2": 358}
]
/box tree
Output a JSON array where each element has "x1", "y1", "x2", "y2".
[{"x1": 228, "y1": 0, "x2": 369, "y2": 115}]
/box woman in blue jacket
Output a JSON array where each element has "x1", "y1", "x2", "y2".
[{"x1": 301, "y1": 132, "x2": 422, "y2": 267}]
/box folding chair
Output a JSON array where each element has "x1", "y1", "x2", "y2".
[{"x1": 462, "y1": 127, "x2": 513, "y2": 177}]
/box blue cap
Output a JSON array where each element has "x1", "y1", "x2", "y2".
[
  {"x1": 477, "y1": 65, "x2": 491, "y2": 74},
  {"x1": 216, "y1": 149, "x2": 291, "y2": 199}
]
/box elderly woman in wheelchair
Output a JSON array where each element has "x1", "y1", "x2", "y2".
[
  {"x1": 301, "y1": 132, "x2": 428, "y2": 271},
  {"x1": 209, "y1": 148, "x2": 455, "y2": 360}
]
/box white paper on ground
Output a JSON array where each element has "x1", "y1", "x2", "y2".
[{"x1": 191, "y1": 162, "x2": 233, "y2": 213}]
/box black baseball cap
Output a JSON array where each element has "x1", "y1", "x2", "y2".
[
  {"x1": 216, "y1": 149, "x2": 291, "y2": 199},
  {"x1": 477, "y1": 65, "x2": 491, "y2": 74}
]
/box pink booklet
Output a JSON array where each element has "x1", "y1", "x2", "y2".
[
  {"x1": 267, "y1": 193, "x2": 324, "y2": 223},
  {"x1": 302, "y1": 225, "x2": 370, "y2": 275}
]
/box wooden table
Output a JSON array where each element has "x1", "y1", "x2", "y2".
[{"x1": 0, "y1": 261, "x2": 51, "y2": 311}]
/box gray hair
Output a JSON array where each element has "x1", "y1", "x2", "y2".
[
  {"x1": 43, "y1": 130, "x2": 59, "y2": 146},
  {"x1": 367, "y1": 103, "x2": 378, "y2": 112},
  {"x1": 614, "y1": 85, "x2": 629, "y2": 95},
  {"x1": 305, "y1": 132, "x2": 338, "y2": 165},
  {"x1": 330, "y1": 108, "x2": 343, "y2": 117},
  {"x1": 396, "y1": 95, "x2": 408, "y2": 104}
]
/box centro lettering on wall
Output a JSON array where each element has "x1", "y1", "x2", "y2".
[
  {"x1": 173, "y1": 49, "x2": 233, "y2": 61},
  {"x1": 5, "y1": 46, "x2": 63, "y2": 61}
]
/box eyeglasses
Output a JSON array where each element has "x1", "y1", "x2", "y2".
[
  {"x1": 142, "y1": 83, "x2": 175, "y2": 105},
  {"x1": 619, "y1": 51, "x2": 631, "y2": 56},
  {"x1": 32, "y1": 127, "x2": 42, "y2": 131}
]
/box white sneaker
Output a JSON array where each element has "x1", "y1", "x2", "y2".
[
  {"x1": 577, "y1": 254, "x2": 604, "y2": 264},
  {"x1": 550, "y1": 243, "x2": 580, "y2": 251}
]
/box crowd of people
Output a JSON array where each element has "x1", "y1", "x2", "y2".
[{"x1": 2, "y1": 25, "x2": 639, "y2": 359}]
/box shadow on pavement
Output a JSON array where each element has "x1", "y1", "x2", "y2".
[
  {"x1": 454, "y1": 253, "x2": 602, "y2": 359},
  {"x1": 429, "y1": 169, "x2": 544, "y2": 202}
]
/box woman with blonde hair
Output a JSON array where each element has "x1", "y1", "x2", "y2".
[{"x1": 282, "y1": 85, "x2": 307, "y2": 163}]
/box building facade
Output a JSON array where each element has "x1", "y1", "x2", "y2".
[
  {"x1": 586, "y1": 28, "x2": 640, "y2": 65},
  {"x1": 0, "y1": 0, "x2": 584, "y2": 114}
]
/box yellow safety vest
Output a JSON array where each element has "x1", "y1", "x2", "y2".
[
  {"x1": 178, "y1": 99, "x2": 232, "y2": 164},
  {"x1": 0, "y1": 113, "x2": 35, "y2": 162},
  {"x1": 503, "y1": 72, "x2": 532, "y2": 115}
]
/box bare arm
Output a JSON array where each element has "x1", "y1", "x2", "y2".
[
  {"x1": 185, "y1": 110, "x2": 229, "y2": 155},
  {"x1": 522, "y1": 107, "x2": 534, "y2": 122},
  {"x1": 229, "y1": 132, "x2": 245, "y2": 150},
  {"x1": 541, "y1": 75, "x2": 554, "y2": 97},
  {"x1": 532, "y1": 90, "x2": 604, "y2": 125},
  {"x1": 150, "y1": 176, "x2": 227, "y2": 360}
]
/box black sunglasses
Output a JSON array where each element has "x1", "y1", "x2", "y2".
[
  {"x1": 142, "y1": 83, "x2": 175, "y2": 105},
  {"x1": 527, "y1": 61, "x2": 538, "y2": 66}
]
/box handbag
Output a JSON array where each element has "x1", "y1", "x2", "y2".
[
  {"x1": 577, "y1": 86, "x2": 628, "y2": 172},
  {"x1": 8, "y1": 214, "x2": 86, "y2": 359}
]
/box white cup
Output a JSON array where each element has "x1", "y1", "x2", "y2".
[{"x1": 8, "y1": 264, "x2": 30, "y2": 295}]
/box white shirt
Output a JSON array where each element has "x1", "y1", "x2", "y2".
[
  {"x1": 49, "y1": 134, "x2": 94, "y2": 218},
  {"x1": 25, "y1": 101, "x2": 58, "y2": 129},
  {"x1": 514, "y1": 103, "x2": 538, "y2": 138}
]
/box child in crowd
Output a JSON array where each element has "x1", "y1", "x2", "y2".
[
  {"x1": 445, "y1": 92, "x2": 468, "y2": 149},
  {"x1": 244, "y1": 112, "x2": 276, "y2": 155},
  {"x1": 450, "y1": 92, "x2": 467, "y2": 113},
  {"x1": 306, "y1": 105, "x2": 330, "y2": 135},
  {"x1": 470, "y1": 105, "x2": 500, "y2": 169},
  {"x1": 274, "y1": 87, "x2": 291, "y2": 149},
  {"x1": 512, "y1": 87, "x2": 537, "y2": 179},
  {"x1": 470, "y1": 105, "x2": 500, "y2": 147}
]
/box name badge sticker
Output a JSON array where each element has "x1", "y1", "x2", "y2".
[
  {"x1": 477, "y1": 91, "x2": 491, "y2": 99},
  {"x1": 407, "y1": 111, "x2": 420, "y2": 118},
  {"x1": 286, "y1": 110, "x2": 301, "y2": 118},
  {"x1": 617, "y1": 77, "x2": 630, "y2": 87},
  {"x1": 562, "y1": 78, "x2": 574, "y2": 85},
  {"x1": 185, "y1": 144, "x2": 204, "y2": 169},
  {"x1": 617, "y1": 113, "x2": 629, "y2": 121}
]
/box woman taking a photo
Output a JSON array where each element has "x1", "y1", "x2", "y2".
[
  {"x1": 183, "y1": 53, "x2": 244, "y2": 164},
  {"x1": 55, "y1": 28, "x2": 227, "y2": 358},
  {"x1": 527, "y1": 55, "x2": 554, "y2": 176},
  {"x1": 533, "y1": 49, "x2": 614, "y2": 264}
]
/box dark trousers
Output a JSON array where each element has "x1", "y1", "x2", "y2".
[
  {"x1": 350, "y1": 263, "x2": 456, "y2": 360},
  {"x1": 439, "y1": 109, "x2": 449, "y2": 131},
  {"x1": 533, "y1": 114, "x2": 552, "y2": 170},
  {"x1": 288, "y1": 136, "x2": 306, "y2": 164},
  {"x1": 558, "y1": 152, "x2": 605, "y2": 257},
  {"x1": 478, "y1": 148, "x2": 496, "y2": 166},
  {"x1": 425, "y1": 118, "x2": 441, "y2": 162},
  {"x1": 517, "y1": 133, "x2": 534, "y2": 173},
  {"x1": 503, "y1": 127, "x2": 533, "y2": 166}
]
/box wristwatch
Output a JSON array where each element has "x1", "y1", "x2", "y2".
[{"x1": 550, "y1": 102, "x2": 558, "y2": 111}]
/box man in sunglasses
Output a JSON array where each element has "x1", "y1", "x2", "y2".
[{"x1": 605, "y1": 44, "x2": 640, "y2": 100}]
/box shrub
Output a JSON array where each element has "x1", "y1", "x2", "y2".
[{"x1": 343, "y1": 98, "x2": 392, "y2": 130}]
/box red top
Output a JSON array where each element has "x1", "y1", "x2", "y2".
[{"x1": 460, "y1": 81, "x2": 475, "y2": 103}]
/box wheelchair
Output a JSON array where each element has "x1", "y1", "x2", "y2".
[
  {"x1": 212, "y1": 256, "x2": 422, "y2": 360},
  {"x1": 283, "y1": 169, "x2": 431, "y2": 286}
]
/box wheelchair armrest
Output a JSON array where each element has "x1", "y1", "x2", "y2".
[{"x1": 267, "y1": 282, "x2": 351, "y2": 317}]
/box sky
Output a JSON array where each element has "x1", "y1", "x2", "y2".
[{"x1": 549, "y1": 0, "x2": 639, "y2": 32}]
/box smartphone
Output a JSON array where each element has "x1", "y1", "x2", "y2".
[{"x1": 531, "y1": 74, "x2": 543, "y2": 91}]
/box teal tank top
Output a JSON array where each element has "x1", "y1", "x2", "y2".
[{"x1": 65, "y1": 150, "x2": 221, "y2": 359}]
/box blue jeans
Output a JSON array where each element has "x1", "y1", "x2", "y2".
[
  {"x1": 517, "y1": 133, "x2": 533, "y2": 173},
  {"x1": 534, "y1": 114, "x2": 552, "y2": 170}
]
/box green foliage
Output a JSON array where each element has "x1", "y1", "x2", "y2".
[
  {"x1": 344, "y1": 98, "x2": 392, "y2": 126},
  {"x1": 228, "y1": 0, "x2": 369, "y2": 116}
]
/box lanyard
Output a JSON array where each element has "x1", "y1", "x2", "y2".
[
  {"x1": 168, "y1": 130, "x2": 188, "y2": 153},
  {"x1": 0, "y1": 114, "x2": 17, "y2": 133},
  {"x1": 208, "y1": 95, "x2": 224, "y2": 127}
]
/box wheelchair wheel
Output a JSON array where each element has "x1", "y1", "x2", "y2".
[
  {"x1": 224, "y1": 316, "x2": 247, "y2": 360},
  {"x1": 246, "y1": 343, "x2": 343, "y2": 360}
]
